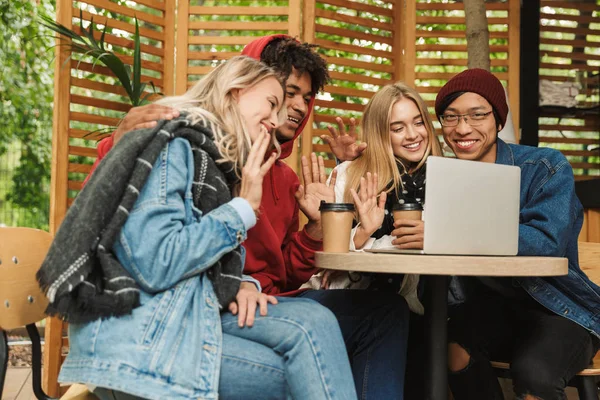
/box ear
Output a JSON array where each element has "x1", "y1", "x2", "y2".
[
  {"x1": 231, "y1": 88, "x2": 240, "y2": 102},
  {"x1": 497, "y1": 123, "x2": 503, "y2": 132}
]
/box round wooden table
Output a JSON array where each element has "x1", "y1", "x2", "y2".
[{"x1": 316, "y1": 251, "x2": 568, "y2": 400}]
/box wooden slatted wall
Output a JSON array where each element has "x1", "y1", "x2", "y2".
[
  {"x1": 303, "y1": 0, "x2": 521, "y2": 167},
  {"x1": 302, "y1": 0, "x2": 395, "y2": 168},
  {"x1": 175, "y1": 0, "x2": 303, "y2": 168},
  {"x1": 46, "y1": 0, "x2": 174, "y2": 395},
  {"x1": 538, "y1": 0, "x2": 600, "y2": 180},
  {"x1": 410, "y1": 0, "x2": 521, "y2": 137}
]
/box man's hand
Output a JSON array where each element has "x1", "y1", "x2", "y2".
[
  {"x1": 320, "y1": 117, "x2": 367, "y2": 162},
  {"x1": 113, "y1": 104, "x2": 180, "y2": 144},
  {"x1": 228, "y1": 282, "x2": 278, "y2": 328},
  {"x1": 295, "y1": 153, "x2": 337, "y2": 226},
  {"x1": 391, "y1": 219, "x2": 424, "y2": 249}
]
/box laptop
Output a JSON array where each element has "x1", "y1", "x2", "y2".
[{"x1": 365, "y1": 156, "x2": 521, "y2": 256}]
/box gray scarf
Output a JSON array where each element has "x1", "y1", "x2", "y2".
[{"x1": 37, "y1": 116, "x2": 243, "y2": 323}]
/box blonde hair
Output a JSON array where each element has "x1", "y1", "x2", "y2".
[
  {"x1": 154, "y1": 56, "x2": 285, "y2": 177},
  {"x1": 343, "y1": 82, "x2": 442, "y2": 203}
]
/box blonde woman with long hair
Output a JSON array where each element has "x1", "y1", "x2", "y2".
[
  {"x1": 306, "y1": 82, "x2": 442, "y2": 305},
  {"x1": 46, "y1": 56, "x2": 357, "y2": 400}
]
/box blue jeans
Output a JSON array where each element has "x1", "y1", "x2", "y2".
[
  {"x1": 95, "y1": 297, "x2": 356, "y2": 400},
  {"x1": 298, "y1": 289, "x2": 410, "y2": 400},
  {"x1": 220, "y1": 297, "x2": 357, "y2": 400}
]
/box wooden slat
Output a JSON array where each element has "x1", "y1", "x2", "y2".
[
  {"x1": 188, "y1": 21, "x2": 288, "y2": 30},
  {"x1": 187, "y1": 36, "x2": 258, "y2": 45},
  {"x1": 68, "y1": 163, "x2": 93, "y2": 174},
  {"x1": 324, "y1": 85, "x2": 375, "y2": 99},
  {"x1": 72, "y1": 26, "x2": 164, "y2": 57},
  {"x1": 319, "y1": 0, "x2": 393, "y2": 18},
  {"x1": 542, "y1": 50, "x2": 600, "y2": 62},
  {"x1": 70, "y1": 94, "x2": 132, "y2": 113},
  {"x1": 416, "y1": 71, "x2": 509, "y2": 80},
  {"x1": 314, "y1": 99, "x2": 365, "y2": 112},
  {"x1": 69, "y1": 60, "x2": 164, "y2": 88},
  {"x1": 71, "y1": 77, "x2": 129, "y2": 97},
  {"x1": 540, "y1": 1, "x2": 600, "y2": 12},
  {"x1": 187, "y1": 51, "x2": 239, "y2": 61},
  {"x1": 75, "y1": 0, "x2": 165, "y2": 26},
  {"x1": 539, "y1": 136, "x2": 599, "y2": 145},
  {"x1": 539, "y1": 125, "x2": 600, "y2": 133},
  {"x1": 541, "y1": 25, "x2": 600, "y2": 37},
  {"x1": 417, "y1": 44, "x2": 508, "y2": 52},
  {"x1": 540, "y1": 12, "x2": 600, "y2": 24},
  {"x1": 131, "y1": 0, "x2": 166, "y2": 11},
  {"x1": 316, "y1": 25, "x2": 394, "y2": 46},
  {"x1": 539, "y1": 63, "x2": 599, "y2": 72},
  {"x1": 417, "y1": 3, "x2": 508, "y2": 11},
  {"x1": 69, "y1": 146, "x2": 98, "y2": 158},
  {"x1": 189, "y1": 6, "x2": 289, "y2": 15},
  {"x1": 570, "y1": 162, "x2": 600, "y2": 170},
  {"x1": 68, "y1": 180, "x2": 84, "y2": 191},
  {"x1": 507, "y1": 0, "x2": 520, "y2": 140},
  {"x1": 560, "y1": 150, "x2": 600, "y2": 157},
  {"x1": 69, "y1": 128, "x2": 110, "y2": 141},
  {"x1": 417, "y1": 58, "x2": 508, "y2": 66},
  {"x1": 188, "y1": 66, "x2": 215, "y2": 75},
  {"x1": 323, "y1": 56, "x2": 394, "y2": 73},
  {"x1": 316, "y1": 38, "x2": 392, "y2": 59},
  {"x1": 315, "y1": 8, "x2": 392, "y2": 32},
  {"x1": 74, "y1": 9, "x2": 164, "y2": 41},
  {"x1": 329, "y1": 71, "x2": 390, "y2": 86},
  {"x1": 416, "y1": 16, "x2": 507, "y2": 25},
  {"x1": 417, "y1": 30, "x2": 508, "y2": 39},
  {"x1": 540, "y1": 37, "x2": 590, "y2": 48},
  {"x1": 70, "y1": 111, "x2": 121, "y2": 127}
]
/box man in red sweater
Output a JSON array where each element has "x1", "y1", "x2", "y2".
[{"x1": 86, "y1": 35, "x2": 410, "y2": 399}]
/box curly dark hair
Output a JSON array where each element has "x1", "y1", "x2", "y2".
[{"x1": 260, "y1": 37, "x2": 330, "y2": 95}]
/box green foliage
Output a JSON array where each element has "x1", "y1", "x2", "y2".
[
  {"x1": 40, "y1": 10, "x2": 155, "y2": 106},
  {"x1": 0, "y1": 0, "x2": 54, "y2": 229}
]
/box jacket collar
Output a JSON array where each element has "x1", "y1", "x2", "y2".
[{"x1": 495, "y1": 138, "x2": 515, "y2": 166}]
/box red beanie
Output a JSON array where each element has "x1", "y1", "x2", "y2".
[{"x1": 435, "y1": 68, "x2": 508, "y2": 127}]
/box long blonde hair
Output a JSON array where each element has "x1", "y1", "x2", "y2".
[
  {"x1": 343, "y1": 82, "x2": 442, "y2": 203},
  {"x1": 155, "y1": 56, "x2": 285, "y2": 176}
]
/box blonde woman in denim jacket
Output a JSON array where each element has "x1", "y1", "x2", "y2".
[{"x1": 58, "y1": 57, "x2": 357, "y2": 400}]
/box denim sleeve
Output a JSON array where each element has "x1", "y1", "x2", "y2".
[
  {"x1": 114, "y1": 138, "x2": 248, "y2": 293},
  {"x1": 518, "y1": 158, "x2": 579, "y2": 257}
]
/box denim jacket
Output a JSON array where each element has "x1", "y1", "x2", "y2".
[
  {"x1": 59, "y1": 138, "x2": 259, "y2": 400},
  {"x1": 460, "y1": 139, "x2": 600, "y2": 337}
]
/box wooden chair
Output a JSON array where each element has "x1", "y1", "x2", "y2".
[
  {"x1": 0, "y1": 227, "x2": 98, "y2": 400},
  {"x1": 492, "y1": 241, "x2": 600, "y2": 400}
]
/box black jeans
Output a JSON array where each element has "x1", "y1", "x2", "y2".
[{"x1": 448, "y1": 278, "x2": 599, "y2": 400}]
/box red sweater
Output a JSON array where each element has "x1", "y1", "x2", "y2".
[{"x1": 84, "y1": 35, "x2": 322, "y2": 296}]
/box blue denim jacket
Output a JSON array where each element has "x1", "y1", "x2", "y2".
[
  {"x1": 59, "y1": 138, "x2": 259, "y2": 400},
  {"x1": 490, "y1": 139, "x2": 600, "y2": 337}
]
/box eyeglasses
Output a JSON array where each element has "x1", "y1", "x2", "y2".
[{"x1": 439, "y1": 111, "x2": 493, "y2": 127}]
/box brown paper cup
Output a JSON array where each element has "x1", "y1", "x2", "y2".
[
  {"x1": 320, "y1": 202, "x2": 355, "y2": 253},
  {"x1": 392, "y1": 209, "x2": 422, "y2": 222}
]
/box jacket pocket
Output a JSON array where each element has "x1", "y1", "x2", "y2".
[{"x1": 140, "y1": 286, "x2": 179, "y2": 348}]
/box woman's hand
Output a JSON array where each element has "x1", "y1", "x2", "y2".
[
  {"x1": 351, "y1": 172, "x2": 387, "y2": 248},
  {"x1": 228, "y1": 282, "x2": 278, "y2": 327},
  {"x1": 391, "y1": 219, "x2": 424, "y2": 249},
  {"x1": 239, "y1": 131, "x2": 278, "y2": 211}
]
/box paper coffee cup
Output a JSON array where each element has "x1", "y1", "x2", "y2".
[
  {"x1": 319, "y1": 202, "x2": 355, "y2": 253},
  {"x1": 392, "y1": 203, "x2": 423, "y2": 222}
]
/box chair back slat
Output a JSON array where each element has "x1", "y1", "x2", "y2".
[
  {"x1": 579, "y1": 242, "x2": 600, "y2": 286},
  {"x1": 0, "y1": 228, "x2": 52, "y2": 330}
]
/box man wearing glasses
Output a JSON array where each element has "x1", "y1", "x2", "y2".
[{"x1": 435, "y1": 68, "x2": 600, "y2": 400}]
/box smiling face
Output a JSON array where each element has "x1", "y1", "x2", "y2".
[
  {"x1": 441, "y1": 92, "x2": 501, "y2": 164},
  {"x1": 389, "y1": 98, "x2": 429, "y2": 164},
  {"x1": 276, "y1": 68, "x2": 313, "y2": 142},
  {"x1": 236, "y1": 76, "x2": 284, "y2": 143}
]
